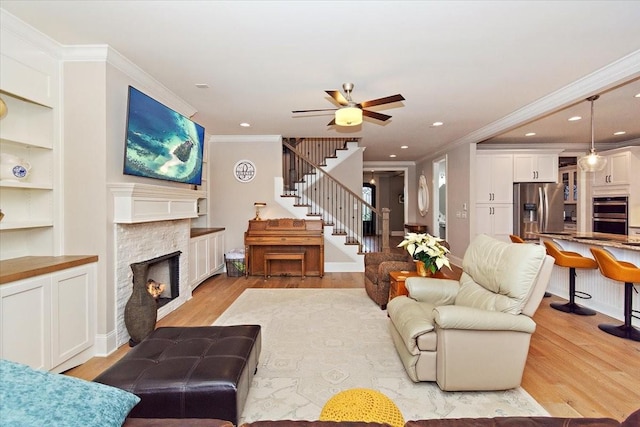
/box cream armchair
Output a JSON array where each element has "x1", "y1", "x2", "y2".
[{"x1": 387, "y1": 234, "x2": 554, "y2": 391}]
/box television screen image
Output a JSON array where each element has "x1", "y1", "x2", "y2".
[{"x1": 124, "y1": 86, "x2": 205, "y2": 185}]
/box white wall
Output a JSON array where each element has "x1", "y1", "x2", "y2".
[
  {"x1": 61, "y1": 49, "x2": 203, "y2": 355},
  {"x1": 210, "y1": 136, "x2": 291, "y2": 252},
  {"x1": 416, "y1": 142, "x2": 473, "y2": 263}
]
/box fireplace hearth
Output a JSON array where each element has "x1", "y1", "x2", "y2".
[{"x1": 133, "y1": 251, "x2": 181, "y2": 309}]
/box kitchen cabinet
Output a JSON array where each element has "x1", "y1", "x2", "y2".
[
  {"x1": 513, "y1": 153, "x2": 558, "y2": 182},
  {"x1": 593, "y1": 150, "x2": 632, "y2": 187},
  {"x1": 0, "y1": 259, "x2": 97, "y2": 373},
  {"x1": 189, "y1": 228, "x2": 224, "y2": 290},
  {"x1": 559, "y1": 166, "x2": 578, "y2": 204},
  {"x1": 475, "y1": 203, "x2": 513, "y2": 242},
  {"x1": 475, "y1": 153, "x2": 513, "y2": 204},
  {"x1": 475, "y1": 153, "x2": 514, "y2": 241}
]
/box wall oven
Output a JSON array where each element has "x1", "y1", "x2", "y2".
[{"x1": 592, "y1": 196, "x2": 628, "y2": 235}]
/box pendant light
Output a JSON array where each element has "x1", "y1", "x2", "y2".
[
  {"x1": 369, "y1": 170, "x2": 376, "y2": 184},
  {"x1": 577, "y1": 95, "x2": 607, "y2": 172}
]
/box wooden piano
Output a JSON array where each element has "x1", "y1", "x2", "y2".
[{"x1": 244, "y1": 218, "x2": 324, "y2": 277}]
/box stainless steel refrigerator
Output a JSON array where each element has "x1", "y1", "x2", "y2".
[{"x1": 513, "y1": 183, "x2": 565, "y2": 241}]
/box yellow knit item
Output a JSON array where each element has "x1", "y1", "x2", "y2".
[{"x1": 319, "y1": 388, "x2": 405, "y2": 427}]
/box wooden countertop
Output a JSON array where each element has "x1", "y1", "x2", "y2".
[
  {"x1": 537, "y1": 231, "x2": 640, "y2": 252},
  {"x1": 0, "y1": 255, "x2": 99, "y2": 285},
  {"x1": 190, "y1": 227, "x2": 225, "y2": 238}
]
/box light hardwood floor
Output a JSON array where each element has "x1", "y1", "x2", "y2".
[{"x1": 66, "y1": 272, "x2": 640, "y2": 422}]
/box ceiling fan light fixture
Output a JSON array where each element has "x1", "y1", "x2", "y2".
[
  {"x1": 335, "y1": 104, "x2": 362, "y2": 126},
  {"x1": 578, "y1": 95, "x2": 607, "y2": 173}
]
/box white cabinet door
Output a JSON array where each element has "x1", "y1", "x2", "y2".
[
  {"x1": 475, "y1": 203, "x2": 513, "y2": 242},
  {"x1": 211, "y1": 231, "x2": 225, "y2": 272},
  {"x1": 0, "y1": 276, "x2": 51, "y2": 370},
  {"x1": 513, "y1": 153, "x2": 558, "y2": 182},
  {"x1": 594, "y1": 151, "x2": 630, "y2": 186},
  {"x1": 195, "y1": 237, "x2": 209, "y2": 284},
  {"x1": 535, "y1": 154, "x2": 559, "y2": 182},
  {"x1": 492, "y1": 204, "x2": 514, "y2": 242},
  {"x1": 608, "y1": 152, "x2": 630, "y2": 185},
  {"x1": 190, "y1": 230, "x2": 225, "y2": 289},
  {"x1": 475, "y1": 204, "x2": 494, "y2": 237},
  {"x1": 476, "y1": 154, "x2": 513, "y2": 203},
  {"x1": 50, "y1": 265, "x2": 95, "y2": 368}
]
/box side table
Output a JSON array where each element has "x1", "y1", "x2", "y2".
[
  {"x1": 388, "y1": 270, "x2": 422, "y2": 302},
  {"x1": 388, "y1": 265, "x2": 464, "y2": 304}
]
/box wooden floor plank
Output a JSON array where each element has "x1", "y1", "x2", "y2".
[{"x1": 65, "y1": 273, "x2": 640, "y2": 422}]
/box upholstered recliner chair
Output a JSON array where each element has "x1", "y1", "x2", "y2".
[{"x1": 387, "y1": 234, "x2": 554, "y2": 391}]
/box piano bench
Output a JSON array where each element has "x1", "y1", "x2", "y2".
[{"x1": 264, "y1": 251, "x2": 306, "y2": 279}]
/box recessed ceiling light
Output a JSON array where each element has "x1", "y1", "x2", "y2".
[
  {"x1": 431, "y1": 121, "x2": 444, "y2": 127},
  {"x1": 389, "y1": 154, "x2": 397, "y2": 158},
  {"x1": 525, "y1": 132, "x2": 536, "y2": 137},
  {"x1": 240, "y1": 122, "x2": 251, "y2": 127},
  {"x1": 195, "y1": 83, "x2": 209, "y2": 89},
  {"x1": 613, "y1": 131, "x2": 626, "y2": 136},
  {"x1": 568, "y1": 116, "x2": 582, "y2": 121},
  {"x1": 635, "y1": 93, "x2": 640, "y2": 98},
  {"x1": 400, "y1": 145, "x2": 408, "y2": 149}
]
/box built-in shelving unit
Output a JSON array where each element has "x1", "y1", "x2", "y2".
[{"x1": 0, "y1": 91, "x2": 56, "y2": 258}]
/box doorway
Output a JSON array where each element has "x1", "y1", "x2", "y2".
[
  {"x1": 432, "y1": 158, "x2": 447, "y2": 239},
  {"x1": 362, "y1": 182, "x2": 376, "y2": 235}
]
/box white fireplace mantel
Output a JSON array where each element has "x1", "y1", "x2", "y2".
[{"x1": 109, "y1": 183, "x2": 206, "y2": 224}]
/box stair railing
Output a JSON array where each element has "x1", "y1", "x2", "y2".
[{"x1": 282, "y1": 140, "x2": 389, "y2": 253}]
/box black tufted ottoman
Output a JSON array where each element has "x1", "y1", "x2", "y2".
[{"x1": 94, "y1": 325, "x2": 261, "y2": 424}]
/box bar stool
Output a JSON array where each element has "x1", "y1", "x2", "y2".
[
  {"x1": 543, "y1": 240, "x2": 597, "y2": 316},
  {"x1": 589, "y1": 247, "x2": 640, "y2": 342}
]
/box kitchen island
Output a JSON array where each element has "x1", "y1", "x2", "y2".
[{"x1": 537, "y1": 232, "x2": 639, "y2": 328}]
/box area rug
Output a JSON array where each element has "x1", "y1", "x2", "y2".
[{"x1": 213, "y1": 288, "x2": 548, "y2": 423}]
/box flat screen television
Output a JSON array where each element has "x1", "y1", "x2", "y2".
[{"x1": 123, "y1": 86, "x2": 205, "y2": 185}]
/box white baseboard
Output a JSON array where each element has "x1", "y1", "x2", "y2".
[{"x1": 94, "y1": 330, "x2": 118, "y2": 357}]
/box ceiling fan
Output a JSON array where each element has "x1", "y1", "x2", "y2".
[{"x1": 292, "y1": 83, "x2": 405, "y2": 126}]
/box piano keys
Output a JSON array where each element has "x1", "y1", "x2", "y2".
[{"x1": 244, "y1": 218, "x2": 324, "y2": 277}]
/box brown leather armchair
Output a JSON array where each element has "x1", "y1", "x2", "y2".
[{"x1": 364, "y1": 251, "x2": 414, "y2": 310}]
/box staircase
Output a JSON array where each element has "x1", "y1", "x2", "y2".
[{"x1": 276, "y1": 138, "x2": 389, "y2": 271}]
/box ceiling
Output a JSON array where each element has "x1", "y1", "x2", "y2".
[{"x1": 2, "y1": 1, "x2": 640, "y2": 162}]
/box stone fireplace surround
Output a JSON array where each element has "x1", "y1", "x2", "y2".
[{"x1": 110, "y1": 183, "x2": 204, "y2": 347}]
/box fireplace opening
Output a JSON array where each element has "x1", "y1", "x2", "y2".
[{"x1": 131, "y1": 250, "x2": 181, "y2": 309}]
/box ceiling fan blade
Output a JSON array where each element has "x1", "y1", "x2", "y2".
[
  {"x1": 363, "y1": 109, "x2": 392, "y2": 122},
  {"x1": 325, "y1": 90, "x2": 348, "y2": 106},
  {"x1": 292, "y1": 108, "x2": 337, "y2": 113},
  {"x1": 359, "y1": 94, "x2": 405, "y2": 108},
  {"x1": 327, "y1": 118, "x2": 336, "y2": 126}
]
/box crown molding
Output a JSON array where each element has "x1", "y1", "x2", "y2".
[
  {"x1": 211, "y1": 135, "x2": 283, "y2": 144},
  {"x1": 0, "y1": 9, "x2": 62, "y2": 58},
  {"x1": 451, "y1": 49, "x2": 640, "y2": 148},
  {"x1": 1, "y1": 9, "x2": 198, "y2": 119},
  {"x1": 58, "y1": 44, "x2": 197, "y2": 118}
]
